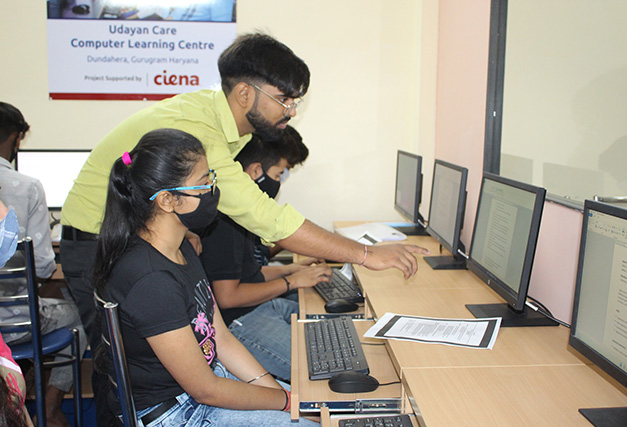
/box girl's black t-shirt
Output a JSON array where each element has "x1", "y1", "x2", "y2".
[{"x1": 104, "y1": 238, "x2": 217, "y2": 411}]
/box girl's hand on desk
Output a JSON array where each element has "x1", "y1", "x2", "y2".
[
  {"x1": 287, "y1": 263, "x2": 333, "y2": 289},
  {"x1": 364, "y1": 244, "x2": 430, "y2": 279}
]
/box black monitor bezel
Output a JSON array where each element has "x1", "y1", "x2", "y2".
[
  {"x1": 425, "y1": 159, "x2": 468, "y2": 258},
  {"x1": 467, "y1": 172, "x2": 546, "y2": 312},
  {"x1": 16, "y1": 148, "x2": 92, "y2": 209},
  {"x1": 569, "y1": 200, "x2": 627, "y2": 389},
  {"x1": 394, "y1": 150, "x2": 423, "y2": 224}
]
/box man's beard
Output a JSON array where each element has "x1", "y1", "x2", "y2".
[{"x1": 246, "y1": 106, "x2": 290, "y2": 141}]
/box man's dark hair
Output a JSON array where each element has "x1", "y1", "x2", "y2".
[
  {"x1": 0, "y1": 102, "x2": 30, "y2": 143},
  {"x1": 236, "y1": 125, "x2": 309, "y2": 171},
  {"x1": 218, "y1": 33, "x2": 310, "y2": 98}
]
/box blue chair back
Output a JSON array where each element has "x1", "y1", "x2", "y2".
[
  {"x1": 94, "y1": 291, "x2": 138, "y2": 426},
  {"x1": 0, "y1": 238, "x2": 82, "y2": 427}
]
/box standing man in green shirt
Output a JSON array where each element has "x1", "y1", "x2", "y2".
[{"x1": 60, "y1": 32, "x2": 428, "y2": 426}]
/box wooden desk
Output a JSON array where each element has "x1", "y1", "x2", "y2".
[
  {"x1": 293, "y1": 228, "x2": 626, "y2": 424},
  {"x1": 401, "y1": 365, "x2": 627, "y2": 426},
  {"x1": 361, "y1": 286, "x2": 585, "y2": 371}
]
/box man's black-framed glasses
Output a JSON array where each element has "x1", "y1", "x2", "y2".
[{"x1": 251, "y1": 84, "x2": 303, "y2": 113}]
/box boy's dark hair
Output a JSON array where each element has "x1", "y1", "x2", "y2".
[
  {"x1": 236, "y1": 125, "x2": 309, "y2": 171},
  {"x1": 235, "y1": 135, "x2": 282, "y2": 172},
  {"x1": 272, "y1": 125, "x2": 309, "y2": 167},
  {"x1": 0, "y1": 102, "x2": 30, "y2": 142},
  {"x1": 218, "y1": 33, "x2": 310, "y2": 98}
]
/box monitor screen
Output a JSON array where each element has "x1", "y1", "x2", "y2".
[
  {"x1": 16, "y1": 149, "x2": 91, "y2": 209},
  {"x1": 569, "y1": 200, "x2": 627, "y2": 424},
  {"x1": 465, "y1": 173, "x2": 553, "y2": 327},
  {"x1": 424, "y1": 159, "x2": 468, "y2": 270},
  {"x1": 394, "y1": 150, "x2": 423, "y2": 225},
  {"x1": 570, "y1": 201, "x2": 627, "y2": 386}
]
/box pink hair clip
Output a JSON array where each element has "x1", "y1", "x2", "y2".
[{"x1": 122, "y1": 151, "x2": 132, "y2": 166}]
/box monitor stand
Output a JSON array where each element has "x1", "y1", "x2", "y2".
[
  {"x1": 387, "y1": 214, "x2": 429, "y2": 236},
  {"x1": 465, "y1": 303, "x2": 559, "y2": 327},
  {"x1": 424, "y1": 255, "x2": 466, "y2": 270},
  {"x1": 579, "y1": 407, "x2": 627, "y2": 427},
  {"x1": 391, "y1": 224, "x2": 429, "y2": 236}
]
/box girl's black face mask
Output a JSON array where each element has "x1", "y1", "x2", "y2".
[
  {"x1": 174, "y1": 187, "x2": 221, "y2": 230},
  {"x1": 255, "y1": 172, "x2": 280, "y2": 199}
]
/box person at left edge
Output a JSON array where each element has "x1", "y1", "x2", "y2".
[{"x1": 0, "y1": 101, "x2": 87, "y2": 427}]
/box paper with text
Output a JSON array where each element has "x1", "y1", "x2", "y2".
[{"x1": 364, "y1": 312, "x2": 501, "y2": 349}]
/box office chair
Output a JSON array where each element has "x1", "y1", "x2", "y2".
[
  {"x1": 0, "y1": 238, "x2": 82, "y2": 427},
  {"x1": 94, "y1": 290, "x2": 138, "y2": 426}
]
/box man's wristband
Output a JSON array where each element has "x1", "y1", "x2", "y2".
[
  {"x1": 282, "y1": 276, "x2": 290, "y2": 292},
  {"x1": 359, "y1": 245, "x2": 368, "y2": 266}
]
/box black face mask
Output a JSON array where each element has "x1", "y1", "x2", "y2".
[
  {"x1": 8, "y1": 134, "x2": 19, "y2": 163},
  {"x1": 175, "y1": 187, "x2": 220, "y2": 230},
  {"x1": 255, "y1": 172, "x2": 281, "y2": 199}
]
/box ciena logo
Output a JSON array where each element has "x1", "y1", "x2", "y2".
[{"x1": 154, "y1": 70, "x2": 199, "y2": 86}]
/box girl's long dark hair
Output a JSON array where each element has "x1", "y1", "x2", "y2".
[{"x1": 93, "y1": 128, "x2": 205, "y2": 296}]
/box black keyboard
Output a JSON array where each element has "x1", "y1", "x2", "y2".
[
  {"x1": 304, "y1": 316, "x2": 369, "y2": 380},
  {"x1": 338, "y1": 415, "x2": 413, "y2": 427},
  {"x1": 314, "y1": 269, "x2": 364, "y2": 303}
]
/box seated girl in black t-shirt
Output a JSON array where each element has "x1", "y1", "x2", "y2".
[{"x1": 92, "y1": 129, "x2": 316, "y2": 426}]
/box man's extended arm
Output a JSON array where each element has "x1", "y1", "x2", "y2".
[{"x1": 277, "y1": 220, "x2": 429, "y2": 279}]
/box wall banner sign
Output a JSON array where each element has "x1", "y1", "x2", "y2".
[{"x1": 47, "y1": 2, "x2": 236, "y2": 100}]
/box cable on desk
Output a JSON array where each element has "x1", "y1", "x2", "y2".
[
  {"x1": 525, "y1": 299, "x2": 570, "y2": 328},
  {"x1": 378, "y1": 381, "x2": 401, "y2": 386},
  {"x1": 527, "y1": 295, "x2": 552, "y2": 316}
]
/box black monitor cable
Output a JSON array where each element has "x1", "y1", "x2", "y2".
[
  {"x1": 378, "y1": 380, "x2": 401, "y2": 386},
  {"x1": 525, "y1": 297, "x2": 570, "y2": 328},
  {"x1": 49, "y1": 211, "x2": 61, "y2": 229}
]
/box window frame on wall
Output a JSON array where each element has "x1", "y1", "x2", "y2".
[{"x1": 481, "y1": 0, "x2": 627, "y2": 212}]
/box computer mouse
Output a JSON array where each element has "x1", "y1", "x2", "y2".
[
  {"x1": 328, "y1": 371, "x2": 379, "y2": 393},
  {"x1": 324, "y1": 299, "x2": 359, "y2": 313}
]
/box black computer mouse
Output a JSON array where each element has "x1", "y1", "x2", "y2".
[
  {"x1": 324, "y1": 299, "x2": 359, "y2": 313},
  {"x1": 328, "y1": 371, "x2": 379, "y2": 393}
]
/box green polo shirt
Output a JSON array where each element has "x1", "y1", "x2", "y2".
[{"x1": 61, "y1": 90, "x2": 305, "y2": 242}]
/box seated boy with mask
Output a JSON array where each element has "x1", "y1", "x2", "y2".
[
  {"x1": 250, "y1": 125, "x2": 310, "y2": 267},
  {"x1": 197, "y1": 131, "x2": 331, "y2": 382}
]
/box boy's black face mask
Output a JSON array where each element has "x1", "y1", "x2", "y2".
[{"x1": 255, "y1": 172, "x2": 281, "y2": 199}]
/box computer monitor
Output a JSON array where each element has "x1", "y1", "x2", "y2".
[
  {"x1": 569, "y1": 200, "x2": 627, "y2": 426},
  {"x1": 393, "y1": 150, "x2": 427, "y2": 235},
  {"x1": 16, "y1": 149, "x2": 91, "y2": 210},
  {"x1": 465, "y1": 173, "x2": 556, "y2": 327},
  {"x1": 424, "y1": 159, "x2": 468, "y2": 270}
]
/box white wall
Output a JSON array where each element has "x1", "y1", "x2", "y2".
[{"x1": 1, "y1": 0, "x2": 438, "y2": 231}]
